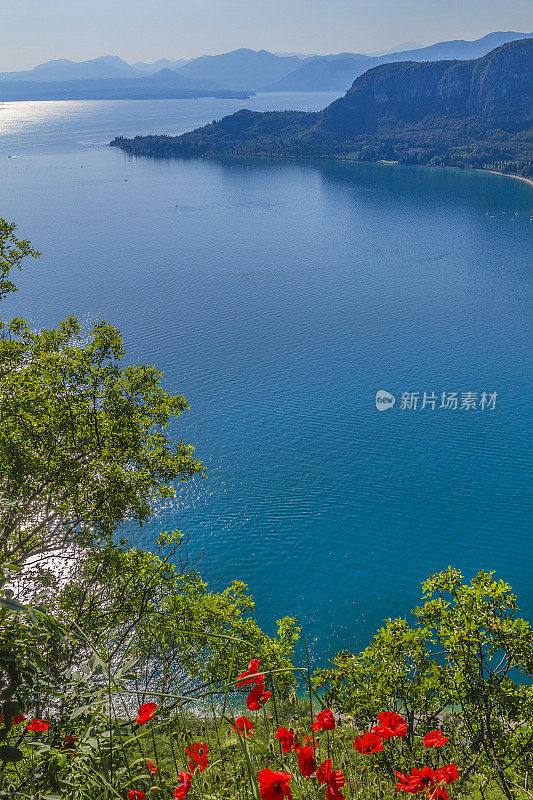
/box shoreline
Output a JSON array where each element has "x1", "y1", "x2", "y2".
[
  {"x1": 110, "y1": 139, "x2": 533, "y2": 187},
  {"x1": 478, "y1": 168, "x2": 533, "y2": 187}
]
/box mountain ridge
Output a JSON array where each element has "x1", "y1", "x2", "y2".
[
  {"x1": 265, "y1": 30, "x2": 533, "y2": 91},
  {"x1": 110, "y1": 39, "x2": 533, "y2": 178},
  {"x1": 0, "y1": 68, "x2": 252, "y2": 102},
  {"x1": 3, "y1": 31, "x2": 531, "y2": 92}
]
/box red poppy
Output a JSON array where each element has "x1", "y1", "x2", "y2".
[
  {"x1": 275, "y1": 727, "x2": 297, "y2": 753},
  {"x1": 316, "y1": 760, "x2": 345, "y2": 800},
  {"x1": 1, "y1": 714, "x2": 26, "y2": 725},
  {"x1": 127, "y1": 792, "x2": 146, "y2": 800},
  {"x1": 246, "y1": 683, "x2": 271, "y2": 711},
  {"x1": 233, "y1": 715, "x2": 254, "y2": 737},
  {"x1": 312, "y1": 708, "x2": 336, "y2": 731},
  {"x1": 258, "y1": 768, "x2": 293, "y2": 800},
  {"x1": 186, "y1": 742, "x2": 208, "y2": 772},
  {"x1": 174, "y1": 772, "x2": 192, "y2": 800},
  {"x1": 297, "y1": 745, "x2": 316, "y2": 777},
  {"x1": 27, "y1": 719, "x2": 50, "y2": 733},
  {"x1": 394, "y1": 770, "x2": 412, "y2": 793},
  {"x1": 353, "y1": 731, "x2": 383, "y2": 753},
  {"x1": 146, "y1": 760, "x2": 158, "y2": 773},
  {"x1": 317, "y1": 759, "x2": 332, "y2": 784},
  {"x1": 62, "y1": 735, "x2": 79, "y2": 753},
  {"x1": 236, "y1": 658, "x2": 265, "y2": 687},
  {"x1": 423, "y1": 730, "x2": 449, "y2": 748},
  {"x1": 135, "y1": 702, "x2": 157, "y2": 726},
  {"x1": 438, "y1": 764, "x2": 459, "y2": 785},
  {"x1": 373, "y1": 712, "x2": 408, "y2": 739},
  {"x1": 326, "y1": 770, "x2": 346, "y2": 800},
  {"x1": 397, "y1": 766, "x2": 440, "y2": 795}
]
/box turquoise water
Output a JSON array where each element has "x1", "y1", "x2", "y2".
[{"x1": 1, "y1": 97, "x2": 532, "y2": 666}]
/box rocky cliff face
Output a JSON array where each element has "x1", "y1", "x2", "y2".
[
  {"x1": 110, "y1": 39, "x2": 533, "y2": 172},
  {"x1": 320, "y1": 38, "x2": 532, "y2": 134}
]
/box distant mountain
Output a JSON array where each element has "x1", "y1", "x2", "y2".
[
  {"x1": 173, "y1": 48, "x2": 305, "y2": 89},
  {"x1": 273, "y1": 51, "x2": 319, "y2": 59},
  {"x1": 0, "y1": 56, "x2": 142, "y2": 82},
  {"x1": 265, "y1": 31, "x2": 533, "y2": 92},
  {"x1": 132, "y1": 58, "x2": 190, "y2": 74},
  {"x1": 264, "y1": 56, "x2": 371, "y2": 91},
  {"x1": 0, "y1": 68, "x2": 251, "y2": 101},
  {"x1": 382, "y1": 30, "x2": 533, "y2": 61},
  {"x1": 4, "y1": 32, "x2": 532, "y2": 95},
  {"x1": 370, "y1": 42, "x2": 424, "y2": 55},
  {"x1": 111, "y1": 39, "x2": 533, "y2": 178}
]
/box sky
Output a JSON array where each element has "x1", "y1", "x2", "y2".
[{"x1": 2, "y1": 0, "x2": 533, "y2": 70}]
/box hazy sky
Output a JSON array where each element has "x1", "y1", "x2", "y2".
[{"x1": 3, "y1": 0, "x2": 533, "y2": 70}]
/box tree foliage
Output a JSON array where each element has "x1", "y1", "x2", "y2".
[
  {"x1": 0, "y1": 220, "x2": 40, "y2": 302},
  {"x1": 314, "y1": 568, "x2": 533, "y2": 799},
  {"x1": 0, "y1": 245, "x2": 204, "y2": 566}
]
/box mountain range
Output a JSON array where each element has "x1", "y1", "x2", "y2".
[
  {"x1": 110, "y1": 39, "x2": 533, "y2": 178},
  {"x1": 265, "y1": 31, "x2": 533, "y2": 91},
  {"x1": 2, "y1": 31, "x2": 531, "y2": 95},
  {"x1": 0, "y1": 68, "x2": 251, "y2": 102}
]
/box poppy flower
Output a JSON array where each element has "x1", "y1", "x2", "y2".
[
  {"x1": 146, "y1": 760, "x2": 158, "y2": 773},
  {"x1": 402, "y1": 766, "x2": 440, "y2": 794},
  {"x1": 246, "y1": 683, "x2": 271, "y2": 711},
  {"x1": 312, "y1": 708, "x2": 336, "y2": 731},
  {"x1": 297, "y1": 745, "x2": 316, "y2": 777},
  {"x1": 186, "y1": 742, "x2": 208, "y2": 772},
  {"x1": 326, "y1": 770, "x2": 346, "y2": 800},
  {"x1": 27, "y1": 719, "x2": 50, "y2": 733},
  {"x1": 372, "y1": 712, "x2": 408, "y2": 739},
  {"x1": 1, "y1": 714, "x2": 26, "y2": 725},
  {"x1": 353, "y1": 731, "x2": 383, "y2": 753},
  {"x1": 174, "y1": 772, "x2": 192, "y2": 800},
  {"x1": 257, "y1": 768, "x2": 293, "y2": 800},
  {"x1": 127, "y1": 792, "x2": 146, "y2": 800},
  {"x1": 317, "y1": 759, "x2": 333, "y2": 784},
  {"x1": 423, "y1": 730, "x2": 449, "y2": 748},
  {"x1": 275, "y1": 727, "x2": 296, "y2": 753},
  {"x1": 233, "y1": 715, "x2": 254, "y2": 737},
  {"x1": 236, "y1": 658, "x2": 265, "y2": 687},
  {"x1": 438, "y1": 764, "x2": 458, "y2": 784},
  {"x1": 394, "y1": 770, "x2": 412, "y2": 793},
  {"x1": 62, "y1": 735, "x2": 79, "y2": 753},
  {"x1": 135, "y1": 702, "x2": 157, "y2": 726},
  {"x1": 316, "y1": 760, "x2": 345, "y2": 800}
]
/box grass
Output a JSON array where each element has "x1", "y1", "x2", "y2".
[{"x1": 118, "y1": 700, "x2": 510, "y2": 800}]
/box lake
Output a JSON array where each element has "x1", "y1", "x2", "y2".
[{"x1": 1, "y1": 95, "x2": 532, "y2": 666}]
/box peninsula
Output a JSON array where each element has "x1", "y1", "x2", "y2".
[{"x1": 110, "y1": 39, "x2": 533, "y2": 178}]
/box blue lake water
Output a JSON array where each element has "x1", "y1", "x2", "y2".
[{"x1": 1, "y1": 96, "x2": 532, "y2": 666}]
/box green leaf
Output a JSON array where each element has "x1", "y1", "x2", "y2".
[
  {"x1": 0, "y1": 596, "x2": 25, "y2": 611},
  {"x1": 0, "y1": 744, "x2": 24, "y2": 763},
  {"x1": 2, "y1": 701, "x2": 21, "y2": 717}
]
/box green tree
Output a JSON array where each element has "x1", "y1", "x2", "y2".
[
  {"x1": 0, "y1": 219, "x2": 40, "y2": 302},
  {"x1": 27, "y1": 532, "x2": 299, "y2": 698},
  {"x1": 0, "y1": 220, "x2": 204, "y2": 568},
  {"x1": 314, "y1": 568, "x2": 533, "y2": 799}
]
